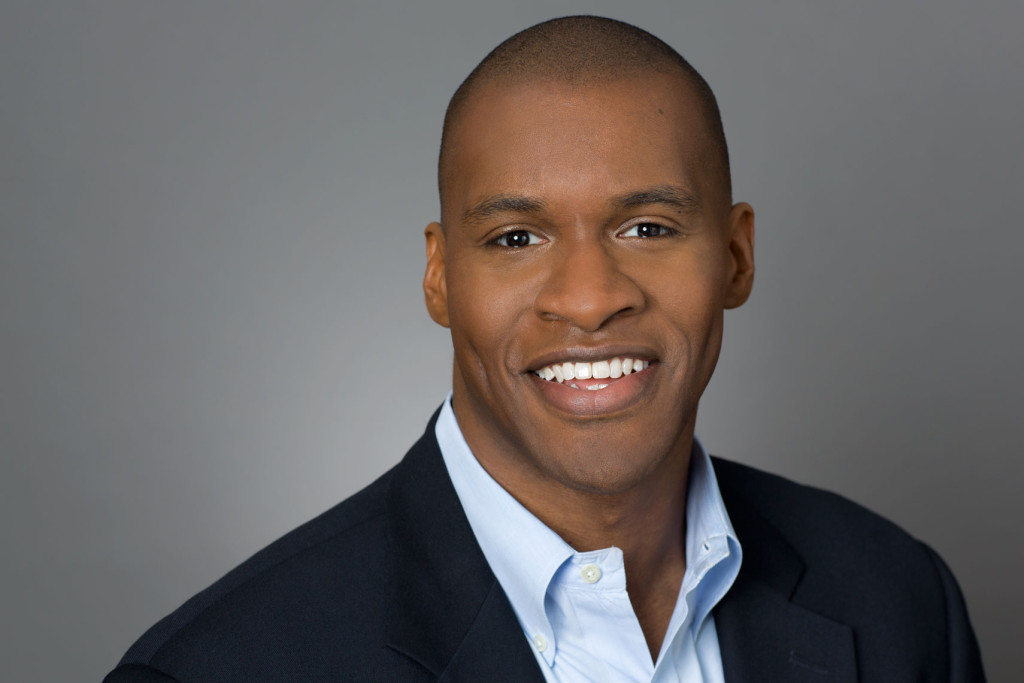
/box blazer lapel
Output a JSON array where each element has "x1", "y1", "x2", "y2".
[
  {"x1": 714, "y1": 467, "x2": 858, "y2": 683},
  {"x1": 384, "y1": 412, "x2": 545, "y2": 682},
  {"x1": 715, "y1": 576, "x2": 857, "y2": 682}
]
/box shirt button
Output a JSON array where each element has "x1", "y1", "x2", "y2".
[
  {"x1": 702, "y1": 540, "x2": 711, "y2": 553},
  {"x1": 580, "y1": 564, "x2": 602, "y2": 583},
  {"x1": 533, "y1": 633, "x2": 548, "y2": 652}
]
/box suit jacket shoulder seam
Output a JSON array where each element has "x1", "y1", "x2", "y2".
[{"x1": 145, "y1": 505, "x2": 392, "y2": 668}]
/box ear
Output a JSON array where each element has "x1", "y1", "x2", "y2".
[
  {"x1": 724, "y1": 202, "x2": 755, "y2": 309},
  {"x1": 423, "y1": 222, "x2": 451, "y2": 327}
]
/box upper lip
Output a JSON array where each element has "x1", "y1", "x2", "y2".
[{"x1": 524, "y1": 344, "x2": 658, "y2": 372}]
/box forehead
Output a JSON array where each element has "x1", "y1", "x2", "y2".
[{"x1": 442, "y1": 74, "x2": 718, "y2": 221}]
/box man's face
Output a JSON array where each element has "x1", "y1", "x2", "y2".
[{"x1": 424, "y1": 73, "x2": 754, "y2": 499}]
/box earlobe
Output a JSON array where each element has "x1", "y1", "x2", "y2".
[
  {"x1": 423, "y1": 222, "x2": 451, "y2": 328},
  {"x1": 724, "y1": 202, "x2": 755, "y2": 309}
]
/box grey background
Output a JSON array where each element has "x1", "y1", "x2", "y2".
[{"x1": 2, "y1": 1, "x2": 1021, "y2": 680}]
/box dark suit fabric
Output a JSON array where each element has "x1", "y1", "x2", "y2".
[{"x1": 106, "y1": 412, "x2": 984, "y2": 682}]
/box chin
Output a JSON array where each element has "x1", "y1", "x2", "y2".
[{"x1": 543, "y1": 440, "x2": 678, "y2": 496}]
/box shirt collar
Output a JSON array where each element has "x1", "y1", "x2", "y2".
[{"x1": 679, "y1": 432, "x2": 743, "y2": 637}]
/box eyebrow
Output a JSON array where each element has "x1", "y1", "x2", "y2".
[
  {"x1": 460, "y1": 185, "x2": 700, "y2": 225},
  {"x1": 462, "y1": 194, "x2": 547, "y2": 225},
  {"x1": 613, "y1": 185, "x2": 701, "y2": 214}
]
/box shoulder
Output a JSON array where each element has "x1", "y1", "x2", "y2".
[
  {"x1": 712, "y1": 455, "x2": 939, "y2": 590},
  {"x1": 712, "y1": 456, "x2": 920, "y2": 556},
  {"x1": 109, "y1": 465, "x2": 412, "y2": 680},
  {"x1": 711, "y1": 456, "x2": 984, "y2": 678}
]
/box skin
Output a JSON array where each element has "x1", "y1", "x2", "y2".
[{"x1": 423, "y1": 72, "x2": 754, "y2": 660}]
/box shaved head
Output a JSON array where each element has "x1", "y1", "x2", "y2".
[{"x1": 438, "y1": 16, "x2": 731, "y2": 214}]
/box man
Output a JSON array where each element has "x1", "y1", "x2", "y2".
[{"x1": 106, "y1": 16, "x2": 984, "y2": 682}]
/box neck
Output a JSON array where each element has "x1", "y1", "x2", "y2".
[
  {"x1": 484, "y1": 432, "x2": 694, "y2": 661},
  {"x1": 527, "y1": 462, "x2": 689, "y2": 567}
]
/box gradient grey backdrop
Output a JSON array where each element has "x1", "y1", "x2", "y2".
[{"x1": 3, "y1": 1, "x2": 1021, "y2": 680}]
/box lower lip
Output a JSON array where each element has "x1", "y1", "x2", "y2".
[{"x1": 529, "y1": 365, "x2": 655, "y2": 417}]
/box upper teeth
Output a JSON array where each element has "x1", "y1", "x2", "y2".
[{"x1": 534, "y1": 358, "x2": 649, "y2": 383}]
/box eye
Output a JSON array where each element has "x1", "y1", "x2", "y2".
[
  {"x1": 621, "y1": 222, "x2": 674, "y2": 238},
  {"x1": 493, "y1": 229, "x2": 544, "y2": 248}
]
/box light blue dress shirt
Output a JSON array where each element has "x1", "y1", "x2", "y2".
[{"x1": 435, "y1": 397, "x2": 742, "y2": 683}]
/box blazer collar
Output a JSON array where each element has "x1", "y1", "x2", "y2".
[
  {"x1": 384, "y1": 409, "x2": 545, "y2": 682},
  {"x1": 713, "y1": 459, "x2": 858, "y2": 682}
]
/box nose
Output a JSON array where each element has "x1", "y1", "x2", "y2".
[{"x1": 533, "y1": 239, "x2": 645, "y2": 331}]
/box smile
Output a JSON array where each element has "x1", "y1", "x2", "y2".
[
  {"x1": 533, "y1": 357, "x2": 651, "y2": 389},
  {"x1": 527, "y1": 353, "x2": 656, "y2": 417}
]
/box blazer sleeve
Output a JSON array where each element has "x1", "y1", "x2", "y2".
[{"x1": 923, "y1": 543, "x2": 986, "y2": 682}]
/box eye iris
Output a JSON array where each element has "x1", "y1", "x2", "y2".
[
  {"x1": 637, "y1": 223, "x2": 661, "y2": 237},
  {"x1": 505, "y1": 231, "x2": 530, "y2": 247}
]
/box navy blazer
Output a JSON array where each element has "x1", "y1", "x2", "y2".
[{"x1": 106, "y1": 411, "x2": 984, "y2": 681}]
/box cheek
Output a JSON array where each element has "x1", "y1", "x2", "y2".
[
  {"x1": 643, "y1": 255, "x2": 727, "y2": 363},
  {"x1": 663, "y1": 294, "x2": 724, "y2": 377},
  {"x1": 445, "y1": 261, "x2": 536, "y2": 367},
  {"x1": 646, "y1": 249, "x2": 724, "y2": 315}
]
